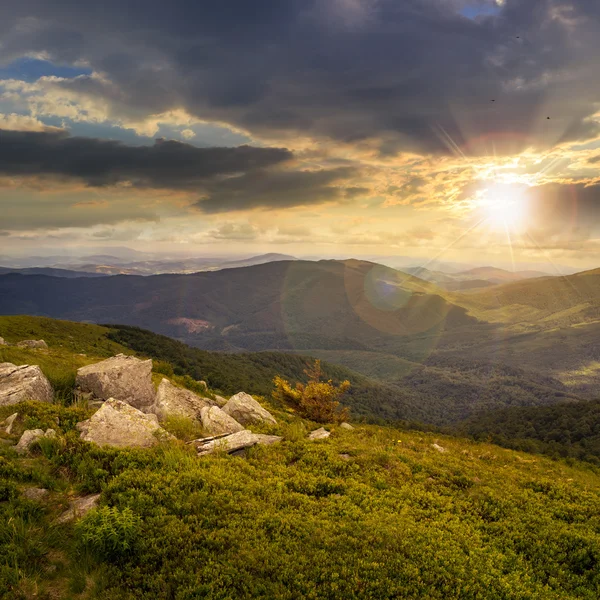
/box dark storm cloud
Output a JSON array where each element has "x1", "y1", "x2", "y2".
[
  {"x1": 0, "y1": 129, "x2": 292, "y2": 188},
  {"x1": 1, "y1": 0, "x2": 600, "y2": 155},
  {"x1": 195, "y1": 167, "x2": 355, "y2": 213}
]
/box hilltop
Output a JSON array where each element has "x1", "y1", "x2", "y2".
[{"x1": 1, "y1": 315, "x2": 600, "y2": 599}]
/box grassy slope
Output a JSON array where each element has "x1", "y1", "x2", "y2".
[{"x1": 1, "y1": 315, "x2": 600, "y2": 598}]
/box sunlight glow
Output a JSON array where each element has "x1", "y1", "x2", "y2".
[{"x1": 482, "y1": 183, "x2": 528, "y2": 231}]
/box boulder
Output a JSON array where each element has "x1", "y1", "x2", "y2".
[
  {"x1": 0, "y1": 336, "x2": 6, "y2": 345},
  {"x1": 17, "y1": 339, "x2": 48, "y2": 349},
  {"x1": 213, "y1": 395, "x2": 229, "y2": 407},
  {"x1": 340, "y1": 422, "x2": 354, "y2": 430},
  {"x1": 194, "y1": 429, "x2": 282, "y2": 456},
  {"x1": 432, "y1": 443, "x2": 447, "y2": 453},
  {"x1": 77, "y1": 398, "x2": 172, "y2": 448},
  {"x1": 0, "y1": 363, "x2": 53, "y2": 407},
  {"x1": 76, "y1": 354, "x2": 155, "y2": 410},
  {"x1": 15, "y1": 428, "x2": 56, "y2": 454},
  {"x1": 308, "y1": 427, "x2": 330, "y2": 440},
  {"x1": 2, "y1": 412, "x2": 18, "y2": 434},
  {"x1": 57, "y1": 494, "x2": 101, "y2": 523},
  {"x1": 23, "y1": 487, "x2": 49, "y2": 502},
  {"x1": 153, "y1": 378, "x2": 215, "y2": 421},
  {"x1": 200, "y1": 405, "x2": 244, "y2": 436},
  {"x1": 222, "y1": 392, "x2": 277, "y2": 426}
]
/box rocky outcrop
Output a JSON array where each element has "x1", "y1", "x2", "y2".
[
  {"x1": 340, "y1": 422, "x2": 354, "y2": 431},
  {"x1": 213, "y1": 395, "x2": 228, "y2": 407},
  {"x1": 77, "y1": 398, "x2": 171, "y2": 448},
  {"x1": 57, "y1": 494, "x2": 101, "y2": 523},
  {"x1": 15, "y1": 428, "x2": 56, "y2": 454},
  {"x1": 0, "y1": 363, "x2": 53, "y2": 407},
  {"x1": 152, "y1": 378, "x2": 215, "y2": 421},
  {"x1": 2, "y1": 412, "x2": 18, "y2": 434},
  {"x1": 16, "y1": 339, "x2": 48, "y2": 349},
  {"x1": 193, "y1": 429, "x2": 282, "y2": 456},
  {"x1": 200, "y1": 405, "x2": 244, "y2": 436},
  {"x1": 222, "y1": 392, "x2": 277, "y2": 426},
  {"x1": 76, "y1": 354, "x2": 155, "y2": 410},
  {"x1": 23, "y1": 487, "x2": 49, "y2": 502},
  {"x1": 308, "y1": 427, "x2": 330, "y2": 440}
]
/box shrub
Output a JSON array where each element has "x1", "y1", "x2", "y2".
[
  {"x1": 76, "y1": 506, "x2": 141, "y2": 562},
  {"x1": 162, "y1": 415, "x2": 204, "y2": 441},
  {"x1": 273, "y1": 360, "x2": 350, "y2": 424},
  {"x1": 152, "y1": 360, "x2": 174, "y2": 377}
]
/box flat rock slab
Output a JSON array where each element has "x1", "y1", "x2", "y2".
[
  {"x1": 0, "y1": 363, "x2": 53, "y2": 407},
  {"x1": 15, "y1": 428, "x2": 56, "y2": 454},
  {"x1": 77, "y1": 398, "x2": 172, "y2": 448},
  {"x1": 76, "y1": 354, "x2": 155, "y2": 410},
  {"x1": 195, "y1": 430, "x2": 282, "y2": 456},
  {"x1": 16, "y1": 340, "x2": 48, "y2": 349},
  {"x1": 153, "y1": 378, "x2": 215, "y2": 421},
  {"x1": 309, "y1": 427, "x2": 331, "y2": 440},
  {"x1": 57, "y1": 494, "x2": 101, "y2": 523},
  {"x1": 222, "y1": 392, "x2": 277, "y2": 426},
  {"x1": 200, "y1": 405, "x2": 244, "y2": 436},
  {"x1": 23, "y1": 487, "x2": 50, "y2": 501}
]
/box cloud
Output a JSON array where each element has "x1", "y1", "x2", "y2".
[
  {"x1": 0, "y1": 129, "x2": 292, "y2": 188},
  {"x1": 1, "y1": 0, "x2": 600, "y2": 155},
  {"x1": 194, "y1": 167, "x2": 356, "y2": 213},
  {"x1": 0, "y1": 112, "x2": 62, "y2": 131}
]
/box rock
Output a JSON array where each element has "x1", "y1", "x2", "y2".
[
  {"x1": 222, "y1": 392, "x2": 277, "y2": 426},
  {"x1": 75, "y1": 354, "x2": 156, "y2": 410},
  {"x1": 23, "y1": 487, "x2": 49, "y2": 501},
  {"x1": 340, "y1": 422, "x2": 354, "y2": 430},
  {"x1": 339, "y1": 453, "x2": 352, "y2": 461},
  {"x1": 0, "y1": 363, "x2": 53, "y2": 407},
  {"x1": 2, "y1": 412, "x2": 18, "y2": 434},
  {"x1": 76, "y1": 398, "x2": 172, "y2": 448},
  {"x1": 200, "y1": 405, "x2": 244, "y2": 436},
  {"x1": 16, "y1": 339, "x2": 48, "y2": 349},
  {"x1": 432, "y1": 443, "x2": 447, "y2": 453},
  {"x1": 15, "y1": 428, "x2": 56, "y2": 454},
  {"x1": 57, "y1": 494, "x2": 101, "y2": 523},
  {"x1": 0, "y1": 336, "x2": 6, "y2": 345},
  {"x1": 213, "y1": 395, "x2": 228, "y2": 407},
  {"x1": 152, "y1": 378, "x2": 215, "y2": 421},
  {"x1": 308, "y1": 427, "x2": 330, "y2": 440},
  {"x1": 195, "y1": 429, "x2": 282, "y2": 456}
]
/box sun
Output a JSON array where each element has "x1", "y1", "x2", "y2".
[{"x1": 481, "y1": 183, "x2": 528, "y2": 231}]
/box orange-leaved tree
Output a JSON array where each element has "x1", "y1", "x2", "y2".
[{"x1": 272, "y1": 360, "x2": 350, "y2": 424}]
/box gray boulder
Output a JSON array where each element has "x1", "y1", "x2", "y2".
[
  {"x1": 16, "y1": 339, "x2": 48, "y2": 349},
  {"x1": 57, "y1": 494, "x2": 101, "y2": 523},
  {"x1": 0, "y1": 363, "x2": 53, "y2": 407},
  {"x1": 194, "y1": 429, "x2": 282, "y2": 456},
  {"x1": 213, "y1": 395, "x2": 228, "y2": 407},
  {"x1": 308, "y1": 427, "x2": 331, "y2": 440},
  {"x1": 340, "y1": 422, "x2": 354, "y2": 431},
  {"x1": 153, "y1": 378, "x2": 215, "y2": 421},
  {"x1": 200, "y1": 405, "x2": 244, "y2": 436},
  {"x1": 76, "y1": 354, "x2": 155, "y2": 410},
  {"x1": 77, "y1": 398, "x2": 172, "y2": 448},
  {"x1": 222, "y1": 392, "x2": 277, "y2": 426},
  {"x1": 2, "y1": 412, "x2": 18, "y2": 434},
  {"x1": 15, "y1": 428, "x2": 56, "y2": 454}
]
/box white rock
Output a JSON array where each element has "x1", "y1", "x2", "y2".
[
  {"x1": 76, "y1": 354, "x2": 155, "y2": 410},
  {"x1": 16, "y1": 339, "x2": 48, "y2": 349},
  {"x1": 195, "y1": 429, "x2": 282, "y2": 456},
  {"x1": 200, "y1": 405, "x2": 244, "y2": 436},
  {"x1": 308, "y1": 427, "x2": 330, "y2": 440},
  {"x1": 57, "y1": 494, "x2": 101, "y2": 523},
  {"x1": 432, "y1": 443, "x2": 447, "y2": 453},
  {"x1": 77, "y1": 398, "x2": 172, "y2": 448},
  {"x1": 0, "y1": 363, "x2": 53, "y2": 407},
  {"x1": 15, "y1": 428, "x2": 56, "y2": 454},
  {"x1": 0, "y1": 336, "x2": 7, "y2": 345},
  {"x1": 2, "y1": 412, "x2": 18, "y2": 434},
  {"x1": 340, "y1": 422, "x2": 354, "y2": 430},
  {"x1": 222, "y1": 392, "x2": 277, "y2": 426},
  {"x1": 153, "y1": 378, "x2": 215, "y2": 421}
]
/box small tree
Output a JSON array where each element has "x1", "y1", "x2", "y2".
[{"x1": 272, "y1": 360, "x2": 350, "y2": 424}]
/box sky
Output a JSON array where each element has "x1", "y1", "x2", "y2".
[{"x1": 1, "y1": 0, "x2": 600, "y2": 270}]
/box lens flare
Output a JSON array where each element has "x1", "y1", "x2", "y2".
[{"x1": 482, "y1": 183, "x2": 528, "y2": 231}]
